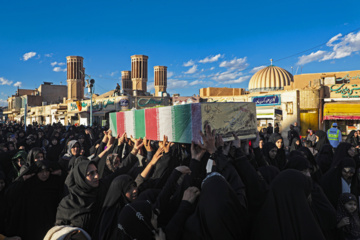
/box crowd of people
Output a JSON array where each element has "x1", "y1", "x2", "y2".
[{"x1": 0, "y1": 120, "x2": 360, "y2": 240}]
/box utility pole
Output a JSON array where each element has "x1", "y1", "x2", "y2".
[{"x1": 89, "y1": 79, "x2": 95, "y2": 127}]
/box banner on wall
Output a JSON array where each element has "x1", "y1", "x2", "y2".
[
  {"x1": 109, "y1": 102, "x2": 257, "y2": 143},
  {"x1": 252, "y1": 95, "x2": 281, "y2": 106}
]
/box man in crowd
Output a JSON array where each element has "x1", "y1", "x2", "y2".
[{"x1": 327, "y1": 122, "x2": 342, "y2": 149}]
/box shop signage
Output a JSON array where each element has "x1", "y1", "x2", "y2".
[
  {"x1": 138, "y1": 98, "x2": 163, "y2": 107},
  {"x1": 70, "y1": 102, "x2": 88, "y2": 111},
  {"x1": 252, "y1": 95, "x2": 281, "y2": 106},
  {"x1": 119, "y1": 98, "x2": 129, "y2": 107},
  {"x1": 330, "y1": 84, "x2": 360, "y2": 98},
  {"x1": 93, "y1": 101, "x2": 102, "y2": 111},
  {"x1": 337, "y1": 74, "x2": 360, "y2": 82},
  {"x1": 102, "y1": 99, "x2": 114, "y2": 109}
]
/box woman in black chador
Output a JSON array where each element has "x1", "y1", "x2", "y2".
[
  {"x1": 253, "y1": 170, "x2": 326, "y2": 240},
  {"x1": 55, "y1": 141, "x2": 140, "y2": 236},
  {"x1": 321, "y1": 157, "x2": 358, "y2": 208},
  {"x1": 183, "y1": 173, "x2": 248, "y2": 240},
  {"x1": 314, "y1": 130, "x2": 330, "y2": 154},
  {"x1": 94, "y1": 175, "x2": 137, "y2": 240},
  {"x1": 5, "y1": 161, "x2": 65, "y2": 240}
]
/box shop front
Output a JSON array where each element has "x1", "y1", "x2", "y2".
[
  {"x1": 323, "y1": 102, "x2": 360, "y2": 135},
  {"x1": 299, "y1": 89, "x2": 323, "y2": 136},
  {"x1": 323, "y1": 82, "x2": 360, "y2": 136},
  {"x1": 251, "y1": 95, "x2": 283, "y2": 131},
  {"x1": 68, "y1": 96, "x2": 124, "y2": 126}
]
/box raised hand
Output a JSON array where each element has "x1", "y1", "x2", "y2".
[
  {"x1": 143, "y1": 137, "x2": 153, "y2": 152},
  {"x1": 130, "y1": 136, "x2": 144, "y2": 155},
  {"x1": 158, "y1": 135, "x2": 173, "y2": 153},
  {"x1": 215, "y1": 134, "x2": 224, "y2": 149},
  {"x1": 149, "y1": 146, "x2": 164, "y2": 166},
  {"x1": 191, "y1": 141, "x2": 206, "y2": 161},
  {"x1": 102, "y1": 130, "x2": 109, "y2": 143},
  {"x1": 182, "y1": 186, "x2": 200, "y2": 204},
  {"x1": 107, "y1": 130, "x2": 115, "y2": 147},
  {"x1": 337, "y1": 217, "x2": 350, "y2": 228},
  {"x1": 118, "y1": 132, "x2": 127, "y2": 146},
  {"x1": 199, "y1": 124, "x2": 217, "y2": 154}
]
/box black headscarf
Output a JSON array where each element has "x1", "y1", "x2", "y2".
[
  {"x1": 285, "y1": 155, "x2": 311, "y2": 171},
  {"x1": 346, "y1": 130, "x2": 359, "y2": 148},
  {"x1": 314, "y1": 130, "x2": 330, "y2": 152},
  {"x1": 321, "y1": 157, "x2": 357, "y2": 208},
  {"x1": 95, "y1": 175, "x2": 134, "y2": 240},
  {"x1": 184, "y1": 173, "x2": 248, "y2": 239},
  {"x1": 257, "y1": 165, "x2": 280, "y2": 185},
  {"x1": 290, "y1": 137, "x2": 302, "y2": 152},
  {"x1": 284, "y1": 154, "x2": 337, "y2": 238},
  {"x1": 269, "y1": 133, "x2": 287, "y2": 170},
  {"x1": 6, "y1": 160, "x2": 64, "y2": 240},
  {"x1": 117, "y1": 200, "x2": 155, "y2": 240},
  {"x1": 316, "y1": 144, "x2": 334, "y2": 174},
  {"x1": 332, "y1": 142, "x2": 355, "y2": 168},
  {"x1": 253, "y1": 170, "x2": 325, "y2": 240},
  {"x1": 26, "y1": 147, "x2": 44, "y2": 166},
  {"x1": 9, "y1": 150, "x2": 27, "y2": 181},
  {"x1": 98, "y1": 153, "x2": 120, "y2": 179},
  {"x1": 298, "y1": 146, "x2": 322, "y2": 183},
  {"x1": 47, "y1": 136, "x2": 63, "y2": 162},
  {"x1": 269, "y1": 133, "x2": 282, "y2": 145},
  {"x1": 262, "y1": 142, "x2": 277, "y2": 167},
  {"x1": 68, "y1": 156, "x2": 89, "y2": 170},
  {"x1": 56, "y1": 161, "x2": 99, "y2": 231},
  {"x1": 337, "y1": 193, "x2": 360, "y2": 238}
]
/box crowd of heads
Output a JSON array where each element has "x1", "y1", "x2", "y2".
[{"x1": 0, "y1": 121, "x2": 360, "y2": 239}]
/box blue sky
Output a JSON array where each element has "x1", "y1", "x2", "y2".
[{"x1": 1, "y1": 0, "x2": 360, "y2": 106}]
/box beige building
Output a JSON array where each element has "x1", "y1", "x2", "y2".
[
  {"x1": 200, "y1": 65, "x2": 321, "y2": 143},
  {"x1": 38, "y1": 82, "x2": 67, "y2": 104},
  {"x1": 5, "y1": 83, "x2": 67, "y2": 122},
  {"x1": 201, "y1": 66, "x2": 360, "y2": 140}
]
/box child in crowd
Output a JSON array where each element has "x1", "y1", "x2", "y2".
[{"x1": 337, "y1": 193, "x2": 360, "y2": 240}]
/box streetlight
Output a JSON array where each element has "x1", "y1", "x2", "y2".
[{"x1": 89, "y1": 79, "x2": 95, "y2": 127}]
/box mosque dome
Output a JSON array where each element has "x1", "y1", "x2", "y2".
[{"x1": 248, "y1": 65, "x2": 293, "y2": 92}]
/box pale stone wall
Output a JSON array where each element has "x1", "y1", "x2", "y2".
[
  {"x1": 38, "y1": 84, "x2": 67, "y2": 104},
  {"x1": 280, "y1": 90, "x2": 299, "y2": 145}
]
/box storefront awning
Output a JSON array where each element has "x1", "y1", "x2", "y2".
[{"x1": 323, "y1": 103, "x2": 360, "y2": 120}]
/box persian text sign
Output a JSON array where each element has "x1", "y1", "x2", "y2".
[
  {"x1": 330, "y1": 84, "x2": 360, "y2": 98},
  {"x1": 252, "y1": 95, "x2": 281, "y2": 106}
]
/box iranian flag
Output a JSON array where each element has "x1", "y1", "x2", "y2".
[{"x1": 109, "y1": 102, "x2": 256, "y2": 143}]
